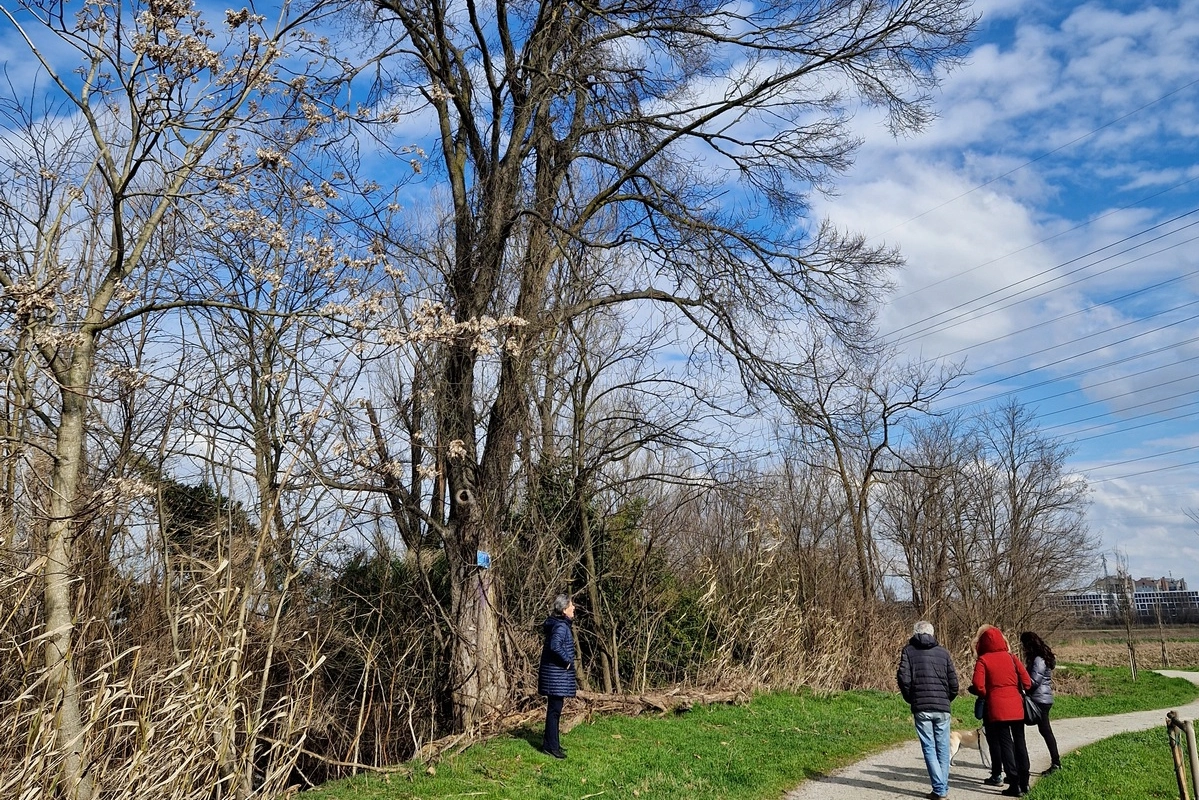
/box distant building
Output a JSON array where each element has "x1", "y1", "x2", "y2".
[
  {"x1": 1135, "y1": 576, "x2": 1187, "y2": 592},
  {"x1": 1055, "y1": 589, "x2": 1121, "y2": 617},
  {"x1": 1056, "y1": 576, "x2": 1197, "y2": 619}
]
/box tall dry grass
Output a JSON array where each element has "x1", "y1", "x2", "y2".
[
  {"x1": 693, "y1": 537, "x2": 907, "y2": 694},
  {"x1": 0, "y1": 561, "x2": 320, "y2": 799}
]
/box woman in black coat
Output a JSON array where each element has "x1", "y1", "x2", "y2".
[{"x1": 538, "y1": 593, "x2": 576, "y2": 758}]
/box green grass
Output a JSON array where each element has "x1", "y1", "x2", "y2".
[
  {"x1": 1051, "y1": 665, "x2": 1199, "y2": 717},
  {"x1": 306, "y1": 666, "x2": 1199, "y2": 800},
  {"x1": 1028, "y1": 728, "x2": 1184, "y2": 799}
]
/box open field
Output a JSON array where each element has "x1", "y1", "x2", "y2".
[{"x1": 1056, "y1": 626, "x2": 1199, "y2": 669}]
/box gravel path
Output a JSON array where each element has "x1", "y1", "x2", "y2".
[{"x1": 783, "y1": 670, "x2": 1199, "y2": 800}]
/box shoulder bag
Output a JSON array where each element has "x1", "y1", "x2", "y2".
[{"x1": 1012, "y1": 654, "x2": 1042, "y2": 725}]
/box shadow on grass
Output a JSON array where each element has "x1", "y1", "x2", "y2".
[{"x1": 512, "y1": 723, "x2": 545, "y2": 754}]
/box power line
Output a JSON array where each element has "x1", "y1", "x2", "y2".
[
  {"x1": 1088, "y1": 444, "x2": 1199, "y2": 473},
  {"x1": 1043, "y1": 390, "x2": 1199, "y2": 433},
  {"x1": 940, "y1": 330, "x2": 1199, "y2": 413},
  {"x1": 961, "y1": 299, "x2": 1199, "y2": 378},
  {"x1": 1069, "y1": 406, "x2": 1199, "y2": 444},
  {"x1": 1088, "y1": 458, "x2": 1199, "y2": 485},
  {"x1": 1034, "y1": 358, "x2": 1199, "y2": 420},
  {"x1": 933, "y1": 266, "x2": 1199, "y2": 362},
  {"x1": 889, "y1": 209, "x2": 1199, "y2": 345}
]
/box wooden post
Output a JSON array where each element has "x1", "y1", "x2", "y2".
[
  {"x1": 1168, "y1": 711, "x2": 1191, "y2": 800},
  {"x1": 1185, "y1": 719, "x2": 1199, "y2": 800}
]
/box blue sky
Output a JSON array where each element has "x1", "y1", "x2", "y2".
[{"x1": 813, "y1": 0, "x2": 1199, "y2": 584}]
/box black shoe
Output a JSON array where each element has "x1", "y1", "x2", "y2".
[
  {"x1": 983, "y1": 776, "x2": 1004, "y2": 786},
  {"x1": 541, "y1": 747, "x2": 566, "y2": 759},
  {"x1": 1041, "y1": 763, "x2": 1061, "y2": 776},
  {"x1": 1000, "y1": 787, "x2": 1025, "y2": 798}
]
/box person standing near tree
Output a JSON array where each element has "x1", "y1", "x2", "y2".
[
  {"x1": 973, "y1": 626, "x2": 1034, "y2": 797},
  {"x1": 1020, "y1": 631, "x2": 1062, "y2": 775},
  {"x1": 538, "y1": 594, "x2": 577, "y2": 759},
  {"x1": 897, "y1": 620, "x2": 960, "y2": 800}
]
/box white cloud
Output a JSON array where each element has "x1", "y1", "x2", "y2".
[{"x1": 811, "y1": 0, "x2": 1199, "y2": 584}]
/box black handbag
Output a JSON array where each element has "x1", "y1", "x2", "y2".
[
  {"x1": 1013, "y1": 654, "x2": 1042, "y2": 725},
  {"x1": 1021, "y1": 691, "x2": 1041, "y2": 725},
  {"x1": 973, "y1": 695, "x2": 986, "y2": 720}
]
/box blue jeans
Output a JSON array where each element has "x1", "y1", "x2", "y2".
[{"x1": 914, "y1": 710, "x2": 952, "y2": 796}]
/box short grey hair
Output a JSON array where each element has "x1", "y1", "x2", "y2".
[
  {"x1": 552, "y1": 593, "x2": 572, "y2": 613},
  {"x1": 914, "y1": 620, "x2": 934, "y2": 636}
]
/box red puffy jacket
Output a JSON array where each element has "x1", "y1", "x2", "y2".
[{"x1": 971, "y1": 627, "x2": 1032, "y2": 723}]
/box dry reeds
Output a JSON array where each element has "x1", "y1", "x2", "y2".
[
  {"x1": 693, "y1": 537, "x2": 903, "y2": 694},
  {"x1": 0, "y1": 562, "x2": 319, "y2": 799}
]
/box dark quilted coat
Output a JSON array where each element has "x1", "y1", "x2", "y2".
[
  {"x1": 537, "y1": 613, "x2": 577, "y2": 697},
  {"x1": 896, "y1": 631, "x2": 959, "y2": 713},
  {"x1": 971, "y1": 627, "x2": 1032, "y2": 723}
]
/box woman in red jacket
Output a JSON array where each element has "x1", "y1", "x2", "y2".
[{"x1": 971, "y1": 626, "x2": 1033, "y2": 797}]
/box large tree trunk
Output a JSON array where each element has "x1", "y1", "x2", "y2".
[
  {"x1": 445, "y1": 510, "x2": 509, "y2": 728},
  {"x1": 441, "y1": 322, "x2": 511, "y2": 728}
]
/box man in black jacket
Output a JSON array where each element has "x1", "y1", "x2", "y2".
[{"x1": 897, "y1": 620, "x2": 959, "y2": 800}]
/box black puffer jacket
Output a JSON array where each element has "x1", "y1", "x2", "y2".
[
  {"x1": 537, "y1": 614, "x2": 577, "y2": 698},
  {"x1": 896, "y1": 632, "x2": 959, "y2": 713}
]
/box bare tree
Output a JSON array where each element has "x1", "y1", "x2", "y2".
[
  {"x1": 971, "y1": 399, "x2": 1094, "y2": 630},
  {"x1": 539, "y1": 303, "x2": 732, "y2": 693},
  {"x1": 878, "y1": 399, "x2": 1095, "y2": 636},
  {"x1": 363, "y1": 0, "x2": 977, "y2": 726},
  {"x1": 785, "y1": 338, "x2": 961, "y2": 603},
  {"x1": 0, "y1": 1, "x2": 339, "y2": 794},
  {"x1": 1111, "y1": 551, "x2": 1139, "y2": 680},
  {"x1": 876, "y1": 415, "x2": 975, "y2": 630}
]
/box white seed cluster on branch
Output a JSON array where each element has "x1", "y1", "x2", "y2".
[
  {"x1": 224, "y1": 7, "x2": 264, "y2": 30},
  {"x1": 131, "y1": 0, "x2": 222, "y2": 75},
  {"x1": 407, "y1": 300, "x2": 528, "y2": 355},
  {"x1": 107, "y1": 365, "x2": 150, "y2": 390},
  {"x1": 255, "y1": 147, "x2": 291, "y2": 171},
  {"x1": 4, "y1": 277, "x2": 60, "y2": 318},
  {"x1": 96, "y1": 476, "x2": 156, "y2": 508}
]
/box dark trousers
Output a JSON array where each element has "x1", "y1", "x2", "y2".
[
  {"x1": 542, "y1": 695, "x2": 564, "y2": 752},
  {"x1": 987, "y1": 724, "x2": 1004, "y2": 777},
  {"x1": 986, "y1": 720, "x2": 1030, "y2": 791},
  {"x1": 1033, "y1": 702, "x2": 1060, "y2": 765}
]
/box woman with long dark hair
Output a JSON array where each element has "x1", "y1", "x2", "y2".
[{"x1": 1020, "y1": 631, "x2": 1062, "y2": 775}]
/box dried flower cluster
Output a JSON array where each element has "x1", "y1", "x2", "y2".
[
  {"x1": 131, "y1": 0, "x2": 222, "y2": 75},
  {"x1": 407, "y1": 300, "x2": 528, "y2": 355}
]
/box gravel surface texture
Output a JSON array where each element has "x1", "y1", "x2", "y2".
[{"x1": 783, "y1": 670, "x2": 1199, "y2": 800}]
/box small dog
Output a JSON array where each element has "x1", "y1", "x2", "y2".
[{"x1": 950, "y1": 727, "x2": 989, "y2": 767}]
